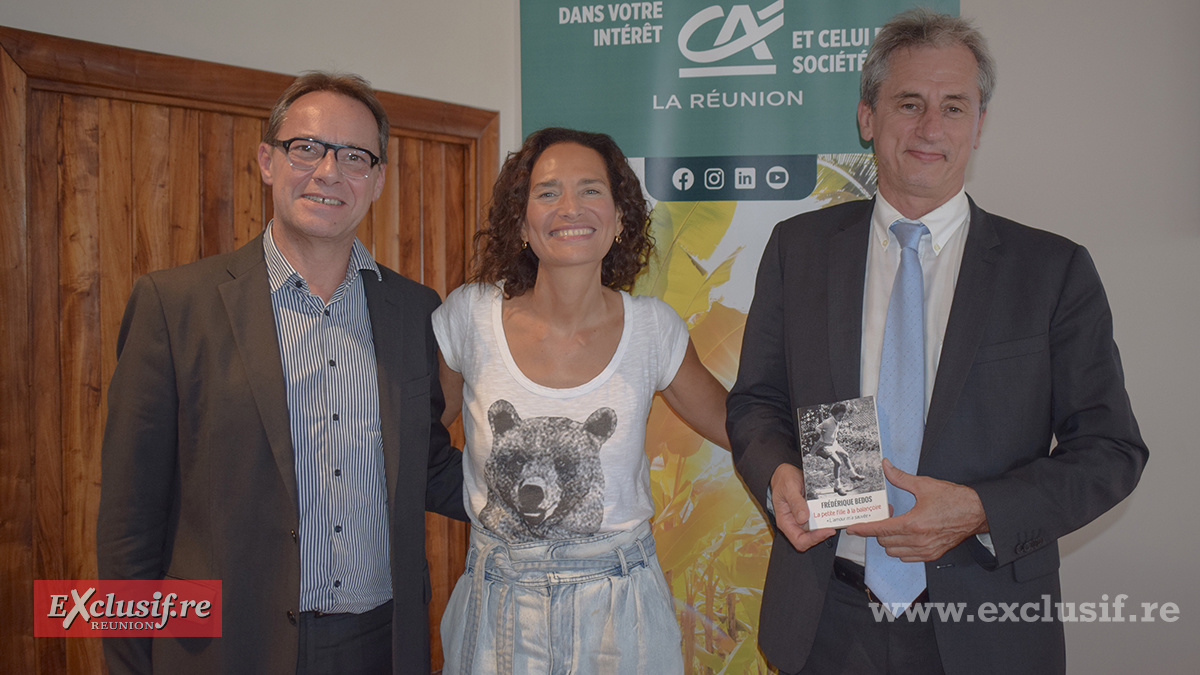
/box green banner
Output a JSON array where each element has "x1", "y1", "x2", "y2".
[{"x1": 523, "y1": 0, "x2": 958, "y2": 158}]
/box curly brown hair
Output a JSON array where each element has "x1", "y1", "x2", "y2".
[{"x1": 473, "y1": 128, "x2": 652, "y2": 297}]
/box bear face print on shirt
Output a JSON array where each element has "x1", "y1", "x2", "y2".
[{"x1": 478, "y1": 399, "x2": 617, "y2": 541}]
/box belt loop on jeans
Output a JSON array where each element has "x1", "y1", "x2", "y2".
[
  {"x1": 634, "y1": 535, "x2": 649, "y2": 568},
  {"x1": 460, "y1": 540, "x2": 499, "y2": 675},
  {"x1": 615, "y1": 546, "x2": 629, "y2": 576}
]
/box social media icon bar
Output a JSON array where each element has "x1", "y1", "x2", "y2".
[{"x1": 645, "y1": 155, "x2": 816, "y2": 202}]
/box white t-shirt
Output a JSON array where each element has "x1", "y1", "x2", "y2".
[{"x1": 432, "y1": 283, "x2": 689, "y2": 542}]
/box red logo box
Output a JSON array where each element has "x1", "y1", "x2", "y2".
[{"x1": 34, "y1": 580, "x2": 222, "y2": 637}]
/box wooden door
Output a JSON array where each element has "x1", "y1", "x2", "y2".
[{"x1": 0, "y1": 26, "x2": 497, "y2": 674}]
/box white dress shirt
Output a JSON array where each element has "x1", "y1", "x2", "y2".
[{"x1": 837, "y1": 189, "x2": 971, "y2": 565}]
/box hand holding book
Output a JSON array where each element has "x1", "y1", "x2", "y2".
[
  {"x1": 769, "y1": 463, "x2": 836, "y2": 552},
  {"x1": 846, "y1": 459, "x2": 990, "y2": 561}
]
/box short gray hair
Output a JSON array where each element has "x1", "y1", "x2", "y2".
[{"x1": 860, "y1": 8, "x2": 996, "y2": 112}]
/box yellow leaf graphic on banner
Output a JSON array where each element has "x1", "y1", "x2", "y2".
[
  {"x1": 687, "y1": 302, "x2": 745, "y2": 387},
  {"x1": 815, "y1": 153, "x2": 878, "y2": 205},
  {"x1": 637, "y1": 198, "x2": 771, "y2": 673},
  {"x1": 636, "y1": 201, "x2": 738, "y2": 320},
  {"x1": 637, "y1": 155, "x2": 879, "y2": 673}
]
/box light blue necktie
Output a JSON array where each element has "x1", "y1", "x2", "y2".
[{"x1": 866, "y1": 219, "x2": 928, "y2": 612}]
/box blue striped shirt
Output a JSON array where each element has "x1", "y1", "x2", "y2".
[{"x1": 264, "y1": 223, "x2": 391, "y2": 614}]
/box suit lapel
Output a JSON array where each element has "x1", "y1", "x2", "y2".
[
  {"x1": 363, "y1": 272, "x2": 403, "y2": 509},
  {"x1": 828, "y1": 202, "x2": 872, "y2": 401},
  {"x1": 218, "y1": 236, "x2": 297, "y2": 510},
  {"x1": 922, "y1": 198, "x2": 1001, "y2": 463}
]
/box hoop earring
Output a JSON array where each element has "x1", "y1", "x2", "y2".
[
  {"x1": 521, "y1": 240, "x2": 528, "y2": 250},
  {"x1": 614, "y1": 234, "x2": 622, "y2": 244}
]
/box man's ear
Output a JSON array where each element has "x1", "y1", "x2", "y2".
[
  {"x1": 258, "y1": 143, "x2": 276, "y2": 185},
  {"x1": 371, "y1": 163, "x2": 386, "y2": 201},
  {"x1": 857, "y1": 100, "x2": 875, "y2": 143}
]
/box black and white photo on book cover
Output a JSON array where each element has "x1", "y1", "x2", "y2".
[{"x1": 796, "y1": 396, "x2": 888, "y2": 528}]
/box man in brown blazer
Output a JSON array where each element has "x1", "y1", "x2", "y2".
[{"x1": 97, "y1": 72, "x2": 466, "y2": 674}]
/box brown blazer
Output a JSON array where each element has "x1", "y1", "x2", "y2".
[{"x1": 97, "y1": 234, "x2": 466, "y2": 674}]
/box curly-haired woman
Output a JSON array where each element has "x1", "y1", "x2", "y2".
[{"x1": 433, "y1": 127, "x2": 728, "y2": 674}]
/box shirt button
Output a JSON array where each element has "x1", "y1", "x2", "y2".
[
  {"x1": 324, "y1": 309, "x2": 330, "y2": 316},
  {"x1": 333, "y1": 580, "x2": 341, "y2": 588},
  {"x1": 332, "y1": 413, "x2": 340, "y2": 421},
  {"x1": 334, "y1": 469, "x2": 342, "y2": 477},
  {"x1": 334, "y1": 525, "x2": 342, "y2": 533},
  {"x1": 328, "y1": 359, "x2": 336, "y2": 367}
]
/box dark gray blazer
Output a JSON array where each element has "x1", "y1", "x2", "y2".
[
  {"x1": 97, "y1": 234, "x2": 466, "y2": 674},
  {"x1": 727, "y1": 197, "x2": 1147, "y2": 675}
]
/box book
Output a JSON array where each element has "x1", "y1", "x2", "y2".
[{"x1": 796, "y1": 396, "x2": 889, "y2": 529}]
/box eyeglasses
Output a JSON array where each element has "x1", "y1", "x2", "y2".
[{"x1": 270, "y1": 137, "x2": 381, "y2": 180}]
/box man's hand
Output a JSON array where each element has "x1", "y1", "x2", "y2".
[
  {"x1": 771, "y1": 464, "x2": 836, "y2": 551},
  {"x1": 847, "y1": 459, "x2": 989, "y2": 562}
]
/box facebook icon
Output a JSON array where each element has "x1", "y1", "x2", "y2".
[{"x1": 672, "y1": 167, "x2": 694, "y2": 191}]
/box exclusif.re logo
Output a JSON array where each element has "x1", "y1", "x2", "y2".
[
  {"x1": 678, "y1": 0, "x2": 785, "y2": 78},
  {"x1": 34, "y1": 580, "x2": 222, "y2": 637}
]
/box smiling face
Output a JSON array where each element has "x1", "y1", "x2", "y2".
[
  {"x1": 858, "y1": 44, "x2": 986, "y2": 219},
  {"x1": 520, "y1": 142, "x2": 621, "y2": 275},
  {"x1": 257, "y1": 90, "x2": 385, "y2": 253}
]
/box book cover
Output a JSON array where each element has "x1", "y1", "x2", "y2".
[{"x1": 796, "y1": 396, "x2": 889, "y2": 529}]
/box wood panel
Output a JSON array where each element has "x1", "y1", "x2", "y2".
[
  {"x1": 232, "y1": 116, "x2": 266, "y2": 249},
  {"x1": 132, "y1": 103, "x2": 172, "y2": 274},
  {"x1": 59, "y1": 93, "x2": 105, "y2": 674},
  {"x1": 29, "y1": 89, "x2": 66, "y2": 675},
  {"x1": 199, "y1": 111, "x2": 236, "y2": 256},
  {"x1": 0, "y1": 25, "x2": 498, "y2": 675},
  {"x1": 98, "y1": 98, "x2": 134, "y2": 422},
  {"x1": 0, "y1": 42, "x2": 35, "y2": 675},
  {"x1": 168, "y1": 107, "x2": 201, "y2": 266},
  {"x1": 396, "y1": 135, "x2": 426, "y2": 281}
]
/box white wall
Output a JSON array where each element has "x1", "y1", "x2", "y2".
[
  {"x1": 4, "y1": 0, "x2": 1196, "y2": 672},
  {"x1": 1, "y1": 0, "x2": 523, "y2": 155},
  {"x1": 965, "y1": 1, "x2": 1200, "y2": 671}
]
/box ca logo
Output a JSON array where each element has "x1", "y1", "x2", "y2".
[{"x1": 678, "y1": 0, "x2": 785, "y2": 78}]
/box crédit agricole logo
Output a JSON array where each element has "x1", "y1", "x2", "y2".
[{"x1": 678, "y1": 0, "x2": 785, "y2": 77}]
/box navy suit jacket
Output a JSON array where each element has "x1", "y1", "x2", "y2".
[
  {"x1": 97, "y1": 234, "x2": 467, "y2": 674},
  {"x1": 727, "y1": 197, "x2": 1147, "y2": 674}
]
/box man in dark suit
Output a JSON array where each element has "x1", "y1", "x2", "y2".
[
  {"x1": 727, "y1": 10, "x2": 1147, "y2": 675},
  {"x1": 97, "y1": 72, "x2": 466, "y2": 674}
]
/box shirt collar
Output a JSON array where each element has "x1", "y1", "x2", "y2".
[
  {"x1": 263, "y1": 221, "x2": 382, "y2": 295},
  {"x1": 871, "y1": 189, "x2": 970, "y2": 256}
]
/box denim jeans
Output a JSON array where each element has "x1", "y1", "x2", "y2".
[{"x1": 441, "y1": 522, "x2": 684, "y2": 675}]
